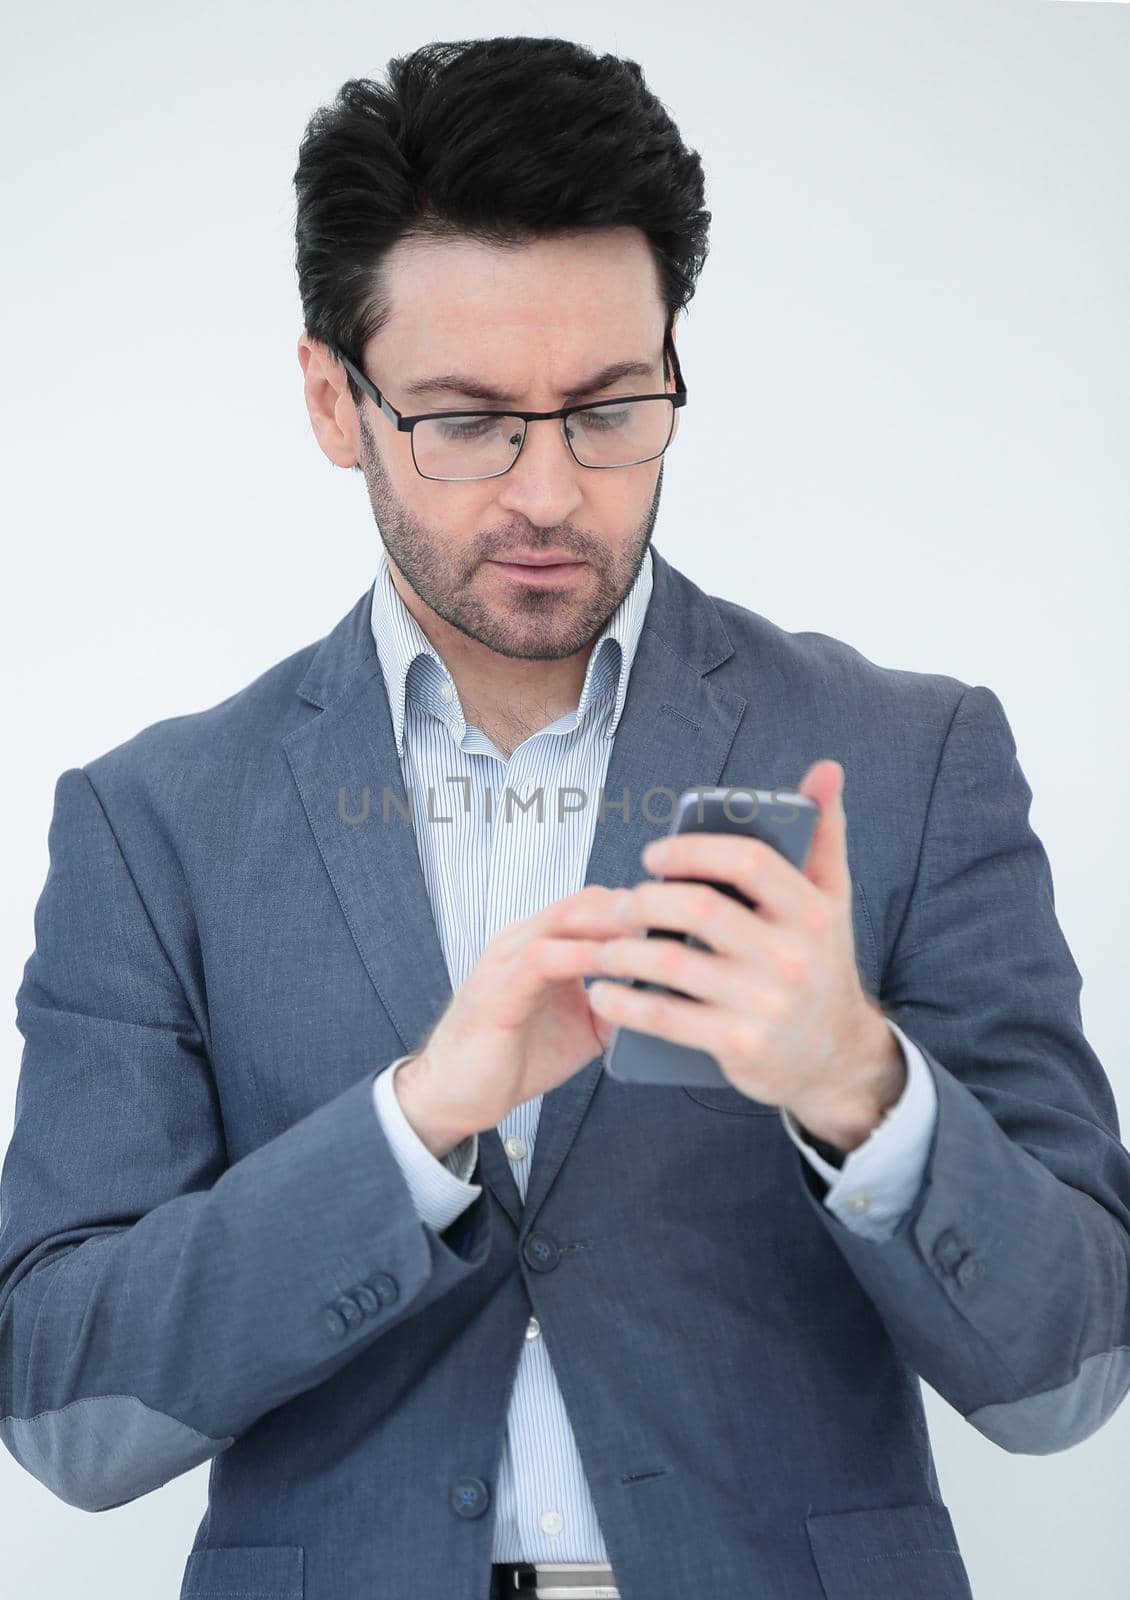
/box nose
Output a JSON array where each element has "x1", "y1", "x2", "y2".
[{"x1": 493, "y1": 415, "x2": 584, "y2": 527}]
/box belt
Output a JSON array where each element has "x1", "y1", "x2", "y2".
[{"x1": 491, "y1": 1561, "x2": 620, "y2": 1598}]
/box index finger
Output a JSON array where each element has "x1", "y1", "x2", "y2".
[{"x1": 641, "y1": 833, "x2": 808, "y2": 924}]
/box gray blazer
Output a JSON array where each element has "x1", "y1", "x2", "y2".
[{"x1": 3, "y1": 547, "x2": 1128, "y2": 1600}]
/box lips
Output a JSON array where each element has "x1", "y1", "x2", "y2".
[
  {"x1": 496, "y1": 554, "x2": 581, "y2": 567},
  {"x1": 490, "y1": 558, "x2": 584, "y2": 583}
]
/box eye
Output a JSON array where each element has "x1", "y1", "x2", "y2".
[
  {"x1": 438, "y1": 415, "x2": 499, "y2": 440},
  {"x1": 572, "y1": 406, "x2": 630, "y2": 431}
]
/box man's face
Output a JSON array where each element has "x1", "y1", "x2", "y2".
[{"x1": 347, "y1": 226, "x2": 676, "y2": 663}]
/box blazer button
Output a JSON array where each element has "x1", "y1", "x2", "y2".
[
  {"x1": 450, "y1": 1476, "x2": 490, "y2": 1519},
  {"x1": 523, "y1": 1233, "x2": 560, "y2": 1271},
  {"x1": 955, "y1": 1255, "x2": 984, "y2": 1289},
  {"x1": 932, "y1": 1229, "x2": 966, "y2": 1273},
  {"x1": 354, "y1": 1284, "x2": 380, "y2": 1315},
  {"x1": 322, "y1": 1307, "x2": 347, "y2": 1337},
  {"x1": 370, "y1": 1272, "x2": 399, "y2": 1306},
  {"x1": 336, "y1": 1294, "x2": 363, "y2": 1329}
]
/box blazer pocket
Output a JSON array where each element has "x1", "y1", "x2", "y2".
[
  {"x1": 682, "y1": 1085, "x2": 780, "y2": 1116},
  {"x1": 806, "y1": 1501, "x2": 972, "y2": 1599},
  {"x1": 180, "y1": 1544, "x2": 304, "y2": 1599}
]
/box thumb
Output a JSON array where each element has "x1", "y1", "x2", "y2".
[
  {"x1": 588, "y1": 986, "x2": 619, "y2": 1052},
  {"x1": 795, "y1": 758, "x2": 850, "y2": 898}
]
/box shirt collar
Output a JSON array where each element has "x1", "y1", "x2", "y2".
[{"x1": 369, "y1": 544, "x2": 655, "y2": 760}]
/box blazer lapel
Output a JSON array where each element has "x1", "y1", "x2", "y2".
[
  {"x1": 516, "y1": 557, "x2": 751, "y2": 1228},
  {"x1": 282, "y1": 549, "x2": 756, "y2": 1232}
]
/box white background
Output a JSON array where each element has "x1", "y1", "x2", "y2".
[{"x1": 2, "y1": 2, "x2": 1127, "y2": 1595}]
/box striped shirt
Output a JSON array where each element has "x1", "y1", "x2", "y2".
[{"x1": 366, "y1": 540, "x2": 936, "y2": 1562}]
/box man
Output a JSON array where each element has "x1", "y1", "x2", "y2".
[{"x1": 3, "y1": 35, "x2": 1129, "y2": 1600}]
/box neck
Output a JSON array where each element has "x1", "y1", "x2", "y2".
[{"x1": 386, "y1": 563, "x2": 597, "y2": 743}]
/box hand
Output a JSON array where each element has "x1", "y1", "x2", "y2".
[
  {"x1": 587, "y1": 761, "x2": 906, "y2": 1149},
  {"x1": 406, "y1": 885, "x2": 632, "y2": 1144}
]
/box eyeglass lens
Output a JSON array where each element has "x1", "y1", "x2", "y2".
[{"x1": 411, "y1": 398, "x2": 677, "y2": 481}]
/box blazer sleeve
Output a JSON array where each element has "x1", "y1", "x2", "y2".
[
  {"x1": 788, "y1": 684, "x2": 1130, "y2": 1454},
  {"x1": 0, "y1": 766, "x2": 492, "y2": 1514}
]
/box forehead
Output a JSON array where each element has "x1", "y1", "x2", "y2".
[{"x1": 373, "y1": 227, "x2": 665, "y2": 366}]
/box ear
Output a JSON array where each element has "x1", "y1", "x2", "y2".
[{"x1": 298, "y1": 334, "x2": 360, "y2": 471}]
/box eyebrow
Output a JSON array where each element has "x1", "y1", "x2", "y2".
[{"x1": 400, "y1": 357, "x2": 659, "y2": 406}]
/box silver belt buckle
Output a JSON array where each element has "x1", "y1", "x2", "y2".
[{"x1": 518, "y1": 1562, "x2": 620, "y2": 1599}]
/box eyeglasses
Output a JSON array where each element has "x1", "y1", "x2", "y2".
[{"x1": 332, "y1": 328, "x2": 688, "y2": 482}]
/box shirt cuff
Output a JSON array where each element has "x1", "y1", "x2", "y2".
[
  {"x1": 372, "y1": 1055, "x2": 482, "y2": 1234},
  {"x1": 779, "y1": 1018, "x2": 938, "y2": 1242}
]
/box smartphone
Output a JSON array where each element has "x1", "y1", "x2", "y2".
[{"x1": 602, "y1": 787, "x2": 819, "y2": 1089}]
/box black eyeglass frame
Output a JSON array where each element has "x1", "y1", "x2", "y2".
[{"x1": 331, "y1": 327, "x2": 688, "y2": 481}]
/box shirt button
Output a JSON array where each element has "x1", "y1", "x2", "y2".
[
  {"x1": 525, "y1": 1316, "x2": 541, "y2": 1341},
  {"x1": 504, "y1": 1135, "x2": 527, "y2": 1161},
  {"x1": 539, "y1": 1510, "x2": 564, "y2": 1536},
  {"x1": 439, "y1": 682, "x2": 453, "y2": 703},
  {"x1": 845, "y1": 1190, "x2": 873, "y2": 1214}
]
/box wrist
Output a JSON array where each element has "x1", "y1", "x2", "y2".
[
  {"x1": 789, "y1": 1010, "x2": 906, "y2": 1153},
  {"x1": 393, "y1": 1053, "x2": 473, "y2": 1162}
]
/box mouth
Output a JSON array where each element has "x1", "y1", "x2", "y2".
[{"x1": 489, "y1": 559, "x2": 585, "y2": 582}]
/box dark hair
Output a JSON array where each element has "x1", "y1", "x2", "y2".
[{"x1": 292, "y1": 36, "x2": 711, "y2": 407}]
